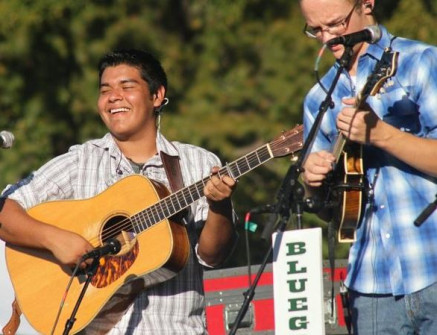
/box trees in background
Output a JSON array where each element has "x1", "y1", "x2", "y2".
[{"x1": 0, "y1": 0, "x2": 435, "y2": 266}]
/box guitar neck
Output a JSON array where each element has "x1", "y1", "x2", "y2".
[
  {"x1": 332, "y1": 132, "x2": 347, "y2": 162},
  {"x1": 332, "y1": 91, "x2": 370, "y2": 162},
  {"x1": 131, "y1": 144, "x2": 274, "y2": 232}
]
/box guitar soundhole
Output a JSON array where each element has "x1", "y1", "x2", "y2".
[{"x1": 91, "y1": 214, "x2": 139, "y2": 288}]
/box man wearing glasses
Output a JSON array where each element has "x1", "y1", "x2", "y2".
[{"x1": 299, "y1": 0, "x2": 437, "y2": 334}]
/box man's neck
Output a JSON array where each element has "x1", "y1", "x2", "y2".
[
  {"x1": 114, "y1": 133, "x2": 158, "y2": 164},
  {"x1": 348, "y1": 41, "x2": 370, "y2": 76}
]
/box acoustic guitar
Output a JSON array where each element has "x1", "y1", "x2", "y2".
[
  {"x1": 5, "y1": 124, "x2": 303, "y2": 334},
  {"x1": 330, "y1": 48, "x2": 398, "y2": 243}
]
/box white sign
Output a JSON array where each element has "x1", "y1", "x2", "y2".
[
  {"x1": 272, "y1": 228, "x2": 325, "y2": 334},
  {"x1": 0, "y1": 242, "x2": 36, "y2": 334}
]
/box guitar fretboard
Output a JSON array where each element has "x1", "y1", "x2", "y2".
[
  {"x1": 332, "y1": 93, "x2": 367, "y2": 162},
  {"x1": 331, "y1": 72, "x2": 380, "y2": 162},
  {"x1": 131, "y1": 144, "x2": 273, "y2": 233}
]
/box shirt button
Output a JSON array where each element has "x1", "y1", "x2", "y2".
[
  {"x1": 385, "y1": 233, "x2": 391, "y2": 239},
  {"x1": 380, "y1": 205, "x2": 385, "y2": 209}
]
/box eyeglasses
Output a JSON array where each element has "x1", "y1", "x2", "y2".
[{"x1": 303, "y1": 2, "x2": 357, "y2": 39}]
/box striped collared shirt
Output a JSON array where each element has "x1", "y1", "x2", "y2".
[{"x1": 4, "y1": 132, "x2": 231, "y2": 334}]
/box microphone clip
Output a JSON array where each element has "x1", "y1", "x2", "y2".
[{"x1": 81, "y1": 238, "x2": 122, "y2": 261}]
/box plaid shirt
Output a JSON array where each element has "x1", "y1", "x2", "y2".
[
  {"x1": 4, "y1": 132, "x2": 229, "y2": 334},
  {"x1": 303, "y1": 25, "x2": 437, "y2": 295}
]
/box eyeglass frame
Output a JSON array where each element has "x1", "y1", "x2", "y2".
[{"x1": 302, "y1": 1, "x2": 359, "y2": 39}]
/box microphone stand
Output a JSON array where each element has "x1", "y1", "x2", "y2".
[
  {"x1": 228, "y1": 46, "x2": 354, "y2": 335},
  {"x1": 62, "y1": 257, "x2": 100, "y2": 335}
]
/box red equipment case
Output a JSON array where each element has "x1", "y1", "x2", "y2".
[{"x1": 204, "y1": 260, "x2": 349, "y2": 335}]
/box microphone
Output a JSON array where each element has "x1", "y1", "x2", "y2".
[
  {"x1": 327, "y1": 25, "x2": 382, "y2": 47},
  {"x1": 82, "y1": 238, "x2": 122, "y2": 260},
  {"x1": 0, "y1": 130, "x2": 14, "y2": 149}
]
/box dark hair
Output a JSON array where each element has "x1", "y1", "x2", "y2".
[{"x1": 98, "y1": 49, "x2": 168, "y2": 95}]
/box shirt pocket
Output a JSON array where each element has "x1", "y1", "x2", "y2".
[{"x1": 376, "y1": 88, "x2": 421, "y2": 135}]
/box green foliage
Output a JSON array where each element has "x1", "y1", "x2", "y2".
[{"x1": 0, "y1": 0, "x2": 435, "y2": 266}]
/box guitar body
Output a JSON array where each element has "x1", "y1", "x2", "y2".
[
  {"x1": 5, "y1": 175, "x2": 190, "y2": 334},
  {"x1": 334, "y1": 143, "x2": 365, "y2": 243}
]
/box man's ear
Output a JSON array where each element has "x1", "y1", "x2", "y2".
[
  {"x1": 362, "y1": 0, "x2": 374, "y2": 13},
  {"x1": 153, "y1": 85, "x2": 166, "y2": 107}
]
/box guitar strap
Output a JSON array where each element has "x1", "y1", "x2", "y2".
[
  {"x1": 160, "y1": 151, "x2": 185, "y2": 192},
  {"x1": 3, "y1": 152, "x2": 185, "y2": 335},
  {"x1": 2, "y1": 299, "x2": 21, "y2": 335}
]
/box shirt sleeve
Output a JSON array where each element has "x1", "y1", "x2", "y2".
[
  {"x1": 2, "y1": 150, "x2": 79, "y2": 209},
  {"x1": 191, "y1": 150, "x2": 238, "y2": 267}
]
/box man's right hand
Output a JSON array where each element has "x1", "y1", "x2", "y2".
[
  {"x1": 302, "y1": 151, "x2": 336, "y2": 188},
  {"x1": 45, "y1": 227, "x2": 93, "y2": 268}
]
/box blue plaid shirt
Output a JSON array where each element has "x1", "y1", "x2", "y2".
[{"x1": 303, "y1": 25, "x2": 437, "y2": 295}]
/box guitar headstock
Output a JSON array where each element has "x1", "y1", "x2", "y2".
[
  {"x1": 269, "y1": 124, "x2": 304, "y2": 158},
  {"x1": 363, "y1": 48, "x2": 399, "y2": 98}
]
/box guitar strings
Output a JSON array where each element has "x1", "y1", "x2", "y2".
[{"x1": 83, "y1": 130, "x2": 302, "y2": 248}]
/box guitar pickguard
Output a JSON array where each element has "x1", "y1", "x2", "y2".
[{"x1": 91, "y1": 242, "x2": 139, "y2": 288}]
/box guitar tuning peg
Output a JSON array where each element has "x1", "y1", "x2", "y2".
[{"x1": 290, "y1": 153, "x2": 299, "y2": 163}]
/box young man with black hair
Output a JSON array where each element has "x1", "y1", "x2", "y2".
[{"x1": 0, "y1": 49, "x2": 237, "y2": 334}]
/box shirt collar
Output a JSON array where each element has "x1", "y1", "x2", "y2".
[
  {"x1": 365, "y1": 25, "x2": 394, "y2": 60},
  {"x1": 156, "y1": 131, "x2": 179, "y2": 157},
  {"x1": 89, "y1": 132, "x2": 180, "y2": 164},
  {"x1": 100, "y1": 131, "x2": 180, "y2": 160}
]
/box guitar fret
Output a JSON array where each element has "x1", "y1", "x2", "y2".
[
  {"x1": 174, "y1": 192, "x2": 183, "y2": 211},
  {"x1": 158, "y1": 201, "x2": 170, "y2": 220},
  {"x1": 229, "y1": 162, "x2": 240, "y2": 178},
  {"x1": 184, "y1": 187, "x2": 194, "y2": 204},
  {"x1": 179, "y1": 194, "x2": 188, "y2": 209},
  {"x1": 167, "y1": 195, "x2": 179, "y2": 215},
  {"x1": 246, "y1": 153, "x2": 256, "y2": 168},
  {"x1": 143, "y1": 213, "x2": 150, "y2": 229},
  {"x1": 132, "y1": 211, "x2": 148, "y2": 232},
  {"x1": 131, "y1": 215, "x2": 141, "y2": 234},
  {"x1": 254, "y1": 150, "x2": 262, "y2": 165},
  {"x1": 142, "y1": 211, "x2": 151, "y2": 228},
  {"x1": 195, "y1": 181, "x2": 203, "y2": 199},
  {"x1": 162, "y1": 199, "x2": 171, "y2": 218},
  {"x1": 224, "y1": 164, "x2": 235, "y2": 179},
  {"x1": 259, "y1": 147, "x2": 272, "y2": 163},
  {"x1": 157, "y1": 203, "x2": 166, "y2": 222},
  {"x1": 151, "y1": 204, "x2": 161, "y2": 224},
  {"x1": 140, "y1": 213, "x2": 149, "y2": 231},
  {"x1": 250, "y1": 147, "x2": 269, "y2": 168},
  {"x1": 242, "y1": 156, "x2": 251, "y2": 174},
  {"x1": 216, "y1": 169, "x2": 223, "y2": 179}
]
